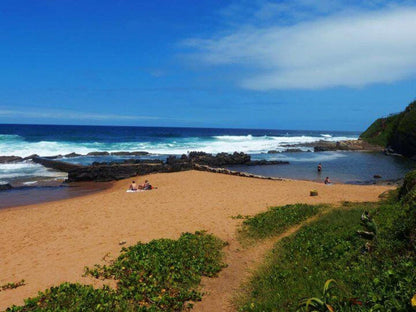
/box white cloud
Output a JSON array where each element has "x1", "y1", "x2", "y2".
[{"x1": 184, "y1": 5, "x2": 416, "y2": 90}]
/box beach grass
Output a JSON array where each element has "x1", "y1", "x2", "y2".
[
  {"x1": 6, "y1": 231, "x2": 226, "y2": 311},
  {"x1": 238, "y1": 204, "x2": 325, "y2": 243},
  {"x1": 237, "y1": 196, "x2": 416, "y2": 311}
]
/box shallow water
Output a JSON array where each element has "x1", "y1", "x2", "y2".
[
  {"x1": 0, "y1": 182, "x2": 112, "y2": 209},
  {"x1": 230, "y1": 151, "x2": 416, "y2": 184}
]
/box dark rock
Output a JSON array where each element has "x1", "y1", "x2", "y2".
[
  {"x1": 87, "y1": 151, "x2": 110, "y2": 156},
  {"x1": 0, "y1": 156, "x2": 23, "y2": 163},
  {"x1": 166, "y1": 152, "x2": 251, "y2": 167},
  {"x1": 110, "y1": 151, "x2": 149, "y2": 156},
  {"x1": 188, "y1": 151, "x2": 251, "y2": 167},
  {"x1": 0, "y1": 183, "x2": 12, "y2": 191},
  {"x1": 66, "y1": 151, "x2": 288, "y2": 182},
  {"x1": 92, "y1": 159, "x2": 163, "y2": 166},
  {"x1": 284, "y1": 148, "x2": 303, "y2": 153},
  {"x1": 32, "y1": 157, "x2": 84, "y2": 172},
  {"x1": 267, "y1": 150, "x2": 280, "y2": 154},
  {"x1": 130, "y1": 151, "x2": 149, "y2": 156},
  {"x1": 64, "y1": 152, "x2": 82, "y2": 158},
  {"x1": 22, "y1": 154, "x2": 39, "y2": 161},
  {"x1": 111, "y1": 152, "x2": 132, "y2": 156},
  {"x1": 284, "y1": 139, "x2": 382, "y2": 152},
  {"x1": 67, "y1": 163, "x2": 167, "y2": 182},
  {"x1": 44, "y1": 155, "x2": 63, "y2": 159}
]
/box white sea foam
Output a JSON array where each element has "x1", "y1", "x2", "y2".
[
  {"x1": 0, "y1": 134, "x2": 358, "y2": 157},
  {"x1": 0, "y1": 162, "x2": 67, "y2": 181},
  {"x1": 23, "y1": 181, "x2": 38, "y2": 185}
]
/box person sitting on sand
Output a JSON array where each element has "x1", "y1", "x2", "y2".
[
  {"x1": 324, "y1": 177, "x2": 332, "y2": 184},
  {"x1": 139, "y1": 180, "x2": 152, "y2": 190},
  {"x1": 317, "y1": 163, "x2": 322, "y2": 172},
  {"x1": 129, "y1": 181, "x2": 138, "y2": 191}
]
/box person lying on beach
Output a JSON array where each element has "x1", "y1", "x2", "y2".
[
  {"x1": 324, "y1": 177, "x2": 332, "y2": 184},
  {"x1": 129, "y1": 181, "x2": 138, "y2": 191}
]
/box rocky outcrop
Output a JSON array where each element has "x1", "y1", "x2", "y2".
[
  {"x1": 0, "y1": 156, "x2": 22, "y2": 163},
  {"x1": 87, "y1": 151, "x2": 110, "y2": 156},
  {"x1": 284, "y1": 140, "x2": 382, "y2": 152},
  {"x1": 64, "y1": 152, "x2": 82, "y2": 158},
  {"x1": 193, "y1": 164, "x2": 284, "y2": 180},
  {"x1": 188, "y1": 151, "x2": 251, "y2": 166},
  {"x1": 67, "y1": 163, "x2": 167, "y2": 182},
  {"x1": 32, "y1": 151, "x2": 289, "y2": 182},
  {"x1": 110, "y1": 151, "x2": 149, "y2": 156},
  {"x1": 0, "y1": 183, "x2": 13, "y2": 191},
  {"x1": 268, "y1": 149, "x2": 306, "y2": 153},
  {"x1": 32, "y1": 157, "x2": 84, "y2": 172},
  {"x1": 91, "y1": 159, "x2": 164, "y2": 166},
  {"x1": 66, "y1": 152, "x2": 288, "y2": 182},
  {"x1": 23, "y1": 154, "x2": 39, "y2": 160}
]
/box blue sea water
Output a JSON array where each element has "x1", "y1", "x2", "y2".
[{"x1": 0, "y1": 124, "x2": 415, "y2": 186}]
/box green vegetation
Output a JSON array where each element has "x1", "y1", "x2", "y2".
[
  {"x1": 298, "y1": 279, "x2": 342, "y2": 312},
  {"x1": 7, "y1": 231, "x2": 226, "y2": 312},
  {"x1": 0, "y1": 280, "x2": 25, "y2": 292},
  {"x1": 360, "y1": 100, "x2": 416, "y2": 157},
  {"x1": 359, "y1": 114, "x2": 400, "y2": 147},
  {"x1": 238, "y1": 173, "x2": 416, "y2": 311},
  {"x1": 239, "y1": 204, "x2": 325, "y2": 242}
]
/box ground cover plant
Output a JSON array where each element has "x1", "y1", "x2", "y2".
[
  {"x1": 6, "y1": 231, "x2": 226, "y2": 311},
  {"x1": 239, "y1": 204, "x2": 325, "y2": 242},
  {"x1": 0, "y1": 280, "x2": 25, "y2": 292},
  {"x1": 238, "y1": 175, "x2": 416, "y2": 311}
]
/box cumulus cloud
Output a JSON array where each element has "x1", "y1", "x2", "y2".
[{"x1": 184, "y1": 5, "x2": 416, "y2": 90}]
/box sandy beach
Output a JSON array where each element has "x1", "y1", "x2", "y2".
[{"x1": 0, "y1": 170, "x2": 393, "y2": 310}]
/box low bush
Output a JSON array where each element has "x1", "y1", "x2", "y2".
[{"x1": 239, "y1": 204, "x2": 325, "y2": 241}]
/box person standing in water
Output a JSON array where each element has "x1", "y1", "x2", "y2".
[{"x1": 317, "y1": 163, "x2": 322, "y2": 172}]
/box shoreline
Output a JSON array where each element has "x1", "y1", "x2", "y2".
[
  {"x1": 0, "y1": 164, "x2": 401, "y2": 211},
  {"x1": 0, "y1": 170, "x2": 394, "y2": 310},
  {"x1": 0, "y1": 181, "x2": 114, "y2": 211}
]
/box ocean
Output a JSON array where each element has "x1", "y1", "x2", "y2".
[{"x1": 0, "y1": 124, "x2": 415, "y2": 191}]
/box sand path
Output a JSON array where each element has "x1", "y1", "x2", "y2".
[
  {"x1": 192, "y1": 213, "x2": 324, "y2": 312},
  {"x1": 0, "y1": 171, "x2": 393, "y2": 310}
]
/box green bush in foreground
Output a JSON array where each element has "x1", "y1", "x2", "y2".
[
  {"x1": 238, "y1": 199, "x2": 416, "y2": 311},
  {"x1": 7, "y1": 231, "x2": 226, "y2": 312},
  {"x1": 239, "y1": 204, "x2": 325, "y2": 241}
]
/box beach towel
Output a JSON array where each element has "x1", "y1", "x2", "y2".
[{"x1": 126, "y1": 189, "x2": 144, "y2": 193}]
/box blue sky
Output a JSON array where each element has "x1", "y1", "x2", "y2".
[{"x1": 0, "y1": 0, "x2": 415, "y2": 131}]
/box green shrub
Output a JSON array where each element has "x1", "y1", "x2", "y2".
[
  {"x1": 7, "y1": 283, "x2": 130, "y2": 312},
  {"x1": 399, "y1": 169, "x2": 416, "y2": 200},
  {"x1": 239, "y1": 204, "x2": 324, "y2": 241}
]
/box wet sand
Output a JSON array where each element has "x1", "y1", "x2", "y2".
[{"x1": 0, "y1": 170, "x2": 393, "y2": 310}]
